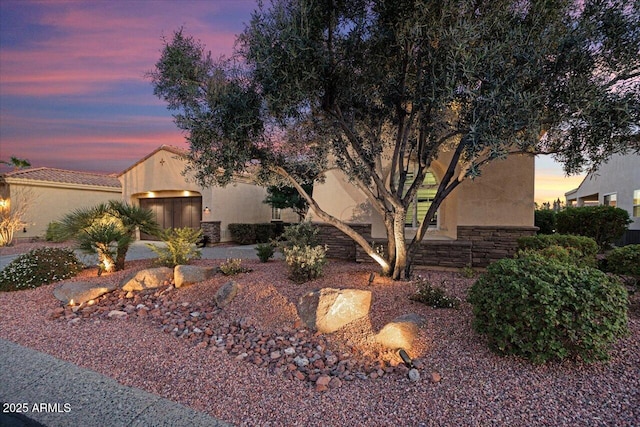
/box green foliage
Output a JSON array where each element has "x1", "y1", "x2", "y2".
[
  {"x1": 45, "y1": 222, "x2": 67, "y2": 242},
  {"x1": 284, "y1": 245, "x2": 327, "y2": 283},
  {"x1": 517, "y1": 234, "x2": 598, "y2": 267},
  {"x1": 264, "y1": 184, "x2": 314, "y2": 221},
  {"x1": 460, "y1": 264, "x2": 476, "y2": 279},
  {"x1": 147, "y1": 227, "x2": 202, "y2": 267},
  {"x1": 409, "y1": 277, "x2": 460, "y2": 309},
  {"x1": 218, "y1": 258, "x2": 249, "y2": 276},
  {"x1": 151, "y1": 1, "x2": 640, "y2": 279},
  {"x1": 278, "y1": 221, "x2": 320, "y2": 251},
  {"x1": 556, "y1": 206, "x2": 632, "y2": 250},
  {"x1": 0, "y1": 247, "x2": 83, "y2": 292},
  {"x1": 534, "y1": 210, "x2": 556, "y2": 235},
  {"x1": 255, "y1": 243, "x2": 275, "y2": 263},
  {"x1": 468, "y1": 253, "x2": 629, "y2": 364},
  {"x1": 255, "y1": 223, "x2": 276, "y2": 243},
  {"x1": 604, "y1": 245, "x2": 640, "y2": 279},
  {"x1": 228, "y1": 224, "x2": 256, "y2": 244}
]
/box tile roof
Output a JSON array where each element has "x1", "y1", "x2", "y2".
[{"x1": 1, "y1": 167, "x2": 121, "y2": 189}]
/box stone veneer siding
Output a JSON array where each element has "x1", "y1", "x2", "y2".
[
  {"x1": 200, "y1": 221, "x2": 221, "y2": 245},
  {"x1": 322, "y1": 224, "x2": 539, "y2": 268}
]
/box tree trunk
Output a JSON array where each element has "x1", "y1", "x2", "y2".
[{"x1": 391, "y1": 210, "x2": 409, "y2": 280}]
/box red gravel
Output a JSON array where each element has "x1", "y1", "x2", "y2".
[{"x1": 0, "y1": 258, "x2": 638, "y2": 426}]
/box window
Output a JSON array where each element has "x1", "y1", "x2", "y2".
[
  {"x1": 403, "y1": 170, "x2": 438, "y2": 228},
  {"x1": 604, "y1": 193, "x2": 617, "y2": 207},
  {"x1": 271, "y1": 207, "x2": 282, "y2": 221},
  {"x1": 634, "y1": 190, "x2": 640, "y2": 217}
]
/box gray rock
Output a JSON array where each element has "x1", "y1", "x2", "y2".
[
  {"x1": 375, "y1": 313, "x2": 426, "y2": 350},
  {"x1": 107, "y1": 310, "x2": 128, "y2": 319},
  {"x1": 408, "y1": 368, "x2": 420, "y2": 382},
  {"x1": 174, "y1": 265, "x2": 216, "y2": 288},
  {"x1": 53, "y1": 281, "x2": 117, "y2": 305},
  {"x1": 121, "y1": 267, "x2": 173, "y2": 292},
  {"x1": 297, "y1": 288, "x2": 372, "y2": 333},
  {"x1": 215, "y1": 281, "x2": 239, "y2": 308}
]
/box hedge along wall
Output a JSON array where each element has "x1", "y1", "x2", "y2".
[{"x1": 325, "y1": 224, "x2": 539, "y2": 268}]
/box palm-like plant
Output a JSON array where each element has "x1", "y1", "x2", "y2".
[{"x1": 54, "y1": 200, "x2": 159, "y2": 273}]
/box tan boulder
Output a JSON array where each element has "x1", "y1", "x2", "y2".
[
  {"x1": 375, "y1": 313, "x2": 426, "y2": 350},
  {"x1": 215, "y1": 281, "x2": 239, "y2": 307},
  {"x1": 297, "y1": 288, "x2": 372, "y2": 333},
  {"x1": 121, "y1": 267, "x2": 173, "y2": 292},
  {"x1": 53, "y1": 281, "x2": 117, "y2": 305},
  {"x1": 174, "y1": 265, "x2": 216, "y2": 288}
]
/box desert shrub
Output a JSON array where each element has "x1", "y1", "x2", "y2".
[
  {"x1": 255, "y1": 243, "x2": 275, "y2": 262},
  {"x1": 604, "y1": 245, "x2": 640, "y2": 279},
  {"x1": 0, "y1": 247, "x2": 83, "y2": 292},
  {"x1": 228, "y1": 224, "x2": 256, "y2": 244},
  {"x1": 147, "y1": 227, "x2": 202, "y2": 267},
  {"x1": 45, "y1": 222, "x2": 67, "y2": 242},
  {"x1": 534, "y1": 209, "x2": 556, "y2": 234},
  {"x1": 409, "y1": 277, "x2": 460, "y2": 308},
  {"x1": 255, "y1": 223, "x2": 277, "y2": 243},
  {"x1": 517, "y1": 234, "x2": 598, "y2": 267},
  {"x1": 468, "y1": 253, "x2": 629, "y2": 364},
  {"x1": 219, "y1": 258, "x2": 249, "y2": 275},
  {"x1": 459, "y1": 264, "x2": 476, "y2": 279},
  {"x1": 278, "y1": 221, "x2": 320, "y2": 250},
  {"x1": 284, "y1": 244, "x2": 327, "y2": 283},
  {"x1": 556, "y1": 206, "x2": 631, "y2": 250}
]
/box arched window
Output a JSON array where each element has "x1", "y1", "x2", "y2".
[{"x1": 403, "y1": 170, "x2": 438, "y2": 228}]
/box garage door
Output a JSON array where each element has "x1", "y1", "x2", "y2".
[{"x1": 139, "y1": 196, "x2": 202, "y2": 240}]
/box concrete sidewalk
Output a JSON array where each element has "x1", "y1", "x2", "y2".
[{"x1": 0, "y1": 338, "x2": 231, "y2": 427}]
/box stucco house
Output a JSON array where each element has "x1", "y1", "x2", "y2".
[
  {"x1": 565, "y1": 153, "x2": 640, "y2": 244},
  {"x1": 0, "y1": 168, "x2": 121, "y2": 241}
]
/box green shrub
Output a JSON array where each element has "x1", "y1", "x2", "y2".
[
  {"x1": 147, "y1": 227, "x2": 202, "y2": 267},
  {"x1": 219, "y1": 258, "x2": 250, "y2": 276},
  {"x1": 254, "y1": 223, "x2": 277, "y2": 243},
  {"x1": 534, "y1": 210, "x2": 556, "y2": 234},
  {"x1": 468, "y1": 253, "x2": 629, "y2": 364},
  {"x1": 604, "y1": 245, "x2": 640, "y2": 278},
  {"x1": 0, "y1": 247, "x2": 83, "y2": 292},
  {"x1": 255, "y1": 243, "x2": 275, "y2": 262},
  {"x1": 45, "y1": 222, "x2": 67, "y2": 242},
  {"x1": 517, "y1": 234, "x2": 598, "y2": 267},
  {"x1": 284, "y1": 244, "x2": 327, "y2": 283},
  {"x1": 556, "y1": 206, "x2": 631, "y2": 250},
  {"x1": 410, "y1": 277, "x2": 460, "y2": 308},
  {"x1": 278, "y1": 221, "x2": 320, "y2": 250},
  {"x1": 228, "y1": 224, "x2": 256, "y2": 244}
]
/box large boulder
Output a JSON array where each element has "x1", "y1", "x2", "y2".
[
  {"x1": 174, "y1": 265, "x2": 216, "y2": 288},
  {"x1": 121, "y1": 267, "x2": 173, "y2": 292},
  {"x1": 298, "y1": 288, "x2": 372, "y2": 333},
  {"x1": 375, "y1": 313, "x2": 426, "y2": 350},
  {"x1": 215, "y1": 281, "x2": 239, "y2": 307},
  {"x1": 53, "y1": 281, "x2": 117, "y2": 305}
]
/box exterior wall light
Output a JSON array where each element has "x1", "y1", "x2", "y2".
[{"x1": 203, "y1": 207, "x2": 211, "y2": 214}]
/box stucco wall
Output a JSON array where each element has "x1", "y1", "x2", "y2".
[
  {"x1": 5, "y1": 183, "x2": 120, "y2": 240},
  {"x1": 311, "y1": 153, "x2": 535, "y2": 240}
]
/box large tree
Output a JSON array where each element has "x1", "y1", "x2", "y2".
[{"x1": 150, "y1": 0, "x2": 639, "y2": 279}]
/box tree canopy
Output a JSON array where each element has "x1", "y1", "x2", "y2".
[{"x1": 150, "y1": 0, "x2": 639, "y2": 279}]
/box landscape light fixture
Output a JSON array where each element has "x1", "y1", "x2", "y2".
[{"x1": 368, "y1": 272, "x2": 375, "y2": 285}]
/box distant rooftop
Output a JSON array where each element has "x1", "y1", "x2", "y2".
[{"x1": 1, "y1": 167, "x2": 121, "y2": 189}]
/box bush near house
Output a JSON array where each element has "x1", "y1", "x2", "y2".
[
  {"x1": 603, "y1": 244, "x2": 640, "y2": 281},
  {"x1": 534, "y1": 209, "x2": 556, "y2": 234},
  {"x1": 228, "y1": 223, "x2": 281, "y2": 244},
  {"x1": 517, "y1": 234, "x2": 598, "y2": 267},
  {"x1": 556, "y1": 206, "x2": 631, "y2": 250},
  {"x1": 0, "y1": 247, "x2": 83, "y2": 292},
  {"x1": 468, "y1": 252, "x2": 629, "y2": 364}
]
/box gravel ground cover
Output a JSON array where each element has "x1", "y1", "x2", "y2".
[{"x1": 0, "y1": 247, "x2": 638, "y2": 426}]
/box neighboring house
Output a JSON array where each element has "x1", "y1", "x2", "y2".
[
  {"x1": 0, "y1": 168, "x2": 121, "y2": 240},
  {"x1": 118, "y1": 145, "x2": 297, "y2": 242},
  {"x1": 565, "y1": 153, "x2": 640, "y2": 244}
]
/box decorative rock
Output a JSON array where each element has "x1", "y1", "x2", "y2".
[
  {"x1": 375, "y1": 313, "x2": 426, "y2": 350},
  {"x1": 53, "y1": 281, "x2": 117, "y2": 305},
  {"x1": 431, "y1": 372, "x2": 442, "y2": 383},
  {"x1": 316, "y1": 375, "x2": 331, "y2": 387},
  {"x1": 121, "y1": 268, "x2": 173, "y2": 292},
  {"x1": 294, "y1": 356, "x2": 310, "y2": 367},
  {"x1": 408, "y1": 368, "x2": 420, "y2": 382},
  {"x1": 174, "y1": 265, "x2": 216, "y2": 288},
  {"x1": 215, "y1": 281, "x2": 239, "y2": 308},
  {"x1": 107, "y1": 310, "x2": 128, "y2": 319},
  {"x1": 297, "y1": 288, "x2": 372, "y2": 333}
]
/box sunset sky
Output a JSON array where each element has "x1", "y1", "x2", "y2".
[{"x1": 0, "y1": 0, "x2": 584, "y2": 204}]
